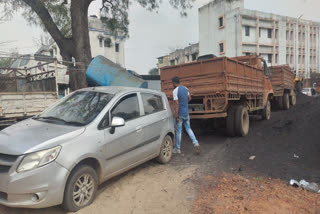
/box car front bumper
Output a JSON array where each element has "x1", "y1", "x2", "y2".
[{"x1": 0, "y1": 161, "x2": 69, "y2": 208}]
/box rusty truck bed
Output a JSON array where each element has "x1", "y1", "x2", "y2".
[
  {"x1": 271, "y1": 65, "x2": 295, "y2": 97},
  {"x1": 161, "y1": 57, "x2": 271, "y2": 119},
  {"x1": 161, "y1": 57, "x2": 265, "y2": 98}
]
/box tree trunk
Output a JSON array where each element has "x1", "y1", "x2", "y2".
[
  {"x1": 22, "y1": 0, "x2": 93, "y2": 91},
  {"x1": 70, "y1": 0, "x2": 93, "y2": 90}
]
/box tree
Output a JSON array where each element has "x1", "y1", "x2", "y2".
[
  {"x1": 0, "y1": 58, "x2": 12, "y2": 68},
  {"x1": 0, "y1": 0, "x2": 194, "y2": 90},
  {"x1": 148, "y1": 68, "x2": 159, "y2": 75}
]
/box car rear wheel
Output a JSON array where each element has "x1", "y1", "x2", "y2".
[
  {"x1": 234, "y1": 105, "x2": 249, "y2": 137},
  {"x1": 63, "y1": 165, "x2": 98, "y2": 212},
  {"x1": 156, "y1": 135, "x2": 173, "y2": 164}
]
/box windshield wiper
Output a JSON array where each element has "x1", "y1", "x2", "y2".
[{"x1": 34, "y1": 116, "x2": 85, "y2": 126}]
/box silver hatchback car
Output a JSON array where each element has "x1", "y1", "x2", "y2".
[{"x1": 0, "y1": 87, "x2": 175, "y2": 212}]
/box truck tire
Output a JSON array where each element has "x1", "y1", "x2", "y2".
[
  {"x1": 262, "y1": 100, "x2": 271, "y2": 120},
  {"x1": 290, "y1": 93, "x2": 296, "y2": 106},
  {"x1": 234, "y1": 105, "x2": 249, "y2": 137},
  {"x1": 283, "y1": 93, "x2": 290, "y2": 110},
  {"x1": 226, "y1": 106, "x2": 236, "y2": 137},
  {"x1": 278, "y1": 96, "x2": 284, "y2": 109}
]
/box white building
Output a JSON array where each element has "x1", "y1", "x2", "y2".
[
  {"x1": 157, "y1": 43, "x2": 199, "y2": 69},
  {"x1": 199, "y1": 0, "x2": 320, "y2": 78},
  {"x1": 40, "y1": 16, "x2": 126, "y2": 68}
]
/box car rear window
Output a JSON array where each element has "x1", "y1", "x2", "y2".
[{"x1": 141, "y1": 93, "x2": 165, "y2": 115}]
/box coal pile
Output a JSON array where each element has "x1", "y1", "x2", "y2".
[{"x1": 222, "y1": 93, "x2": 320, "y2": 183}]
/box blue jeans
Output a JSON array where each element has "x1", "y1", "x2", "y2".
[{"x1": 175, "y1": 115, "x2": 198, "y2": 150}]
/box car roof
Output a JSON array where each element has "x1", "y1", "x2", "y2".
[{"x1": 78, "y1": 86, "x2": 163, "y2": 96}]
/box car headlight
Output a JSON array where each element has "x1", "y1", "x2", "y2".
[{"x1": 17, "y1": 146, "x2": 61, "y2": 173}]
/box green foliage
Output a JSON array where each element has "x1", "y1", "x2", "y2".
[
  {"x1": 0, "y1": 0, "x2": 71, "y2": 37},
  {"x1": 100, "y1": 0, "x2": 195, "y2": 38},
  {"x1": 148, "y1": 68, "x2": 159, "y2": 75},
  {"x1": 0, "y1": 58, "x2": 12, "y2": 67}
]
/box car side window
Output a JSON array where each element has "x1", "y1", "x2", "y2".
[
  {"x1": 99, "y1": 112, "x2": 110, "y2": 129},
  {"x1": 111, "y1": 94, "x2": 140, "y2": 121},
  {"x1": 141, "y1": 93, "x2": 165, "y2": 115}
]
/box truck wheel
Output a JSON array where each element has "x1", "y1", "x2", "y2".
[
  {"x1": 283, "y1": 93, "x2": 290, "y2": 110},
  {"x1": 262, "y1": 100, "x2": 271, "y2": 120},
  {"x1": 63, "y1": 165, "x2": 98, "y2": 212},
  {"x1": 234, "y1": 105, "x2": 249, "y2": 137},
  {"x1": 290, "y1": 93, "x2": 296, "y2": 106},
  {"x1": 156, "y1": 135, "x2": 173, "y2": 164},
  {"x1": 278, "y1": 96, "x2": 284, "y2": 109},
  {"x1": 226, "y1": 106, "x2": 236, "y2": 137}
]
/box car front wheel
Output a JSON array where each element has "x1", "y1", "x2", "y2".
[{"x1": 63, "y1": 165, "x2": 98, "y2": 212}]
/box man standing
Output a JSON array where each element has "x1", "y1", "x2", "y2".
[{"x1": 172, "y1": 76, "x2": 200, "y2": 155}]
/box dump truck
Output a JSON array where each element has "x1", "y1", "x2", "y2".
[
  {"x1": 0, "y1": 62, "x2": 58, "y2": 127},
  {"x1": 161, "y1": 56, "x2": 273, "y2": 137},
  {"x1": 270, "y1": 65, "x2": 296, "y2": 110}
]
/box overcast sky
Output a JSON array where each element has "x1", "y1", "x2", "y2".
[{"x1": 0, "y1": 0, "x2": 319, "y2": 74}]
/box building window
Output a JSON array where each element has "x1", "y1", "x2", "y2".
[
  {"x1": 268, "y1": 54, "x2": 272, "y2": 63},
  {"x1": 286, "y1": 55, "x2": 289, "y2": 64},
  {"x1": 158, "y1": 57, "x2": 163, "y2": 64},
  {"x1": 49, "y1": 49, "x2": 54, "y2": 57},
  {"x1": 191, "y1": 53, "x2": 197, "y2": 61},
  {"x1": 218, "y1": 16, "x2": 225, "y2": 28},
  {"x1": 99, "y1": 38, "x2": 103, "y2": 47},
  {"x1": 245, "y1": 26, "x2": 250, "y2": 36},
  {"x1": 286, "y1": 31, "x2": 289, "y2": 40},
  {"x1": 104, "y1": 39, "x2": 111, "y2": 48},
  {"x1": 115, "y1": 43, "x2": 119, "y2": 52},
  {"x1": 186, "y1": 55, "x2": 190, "y2": 61},
  {"x1": 275, "y1": 29, "x2": 278, "y2": 39},
  {"x1": 275, "y1": 54, "x2": 278, "y2": 64},
  {"x1": 245, "y1": 52, "x2": 251, "y2": 56},
  {"x1": 219, "y1": 42, "x2": 225, "y2": 55},
  {"x1": 268, "y1": 29, "x2": 272, "y2": 38},
  {"x1": 170, "y1": 60, "x2": 175, "y2": 66}
]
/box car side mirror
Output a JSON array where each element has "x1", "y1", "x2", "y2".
[{"x1": 110, "y1": 117, "x2": 125, "y2": 134}]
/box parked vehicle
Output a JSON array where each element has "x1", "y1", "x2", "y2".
[
  {"x1": 302, "y1": 88, "x2": 316, "y2": 97},
  {"x1": 0, "y1": 86, "x2": 175, "y2": 211},
  {"x1": 270, "y1": 65, "x2": 296, "y2": 110},
  {"x1": 161, "y1": 56, "x2": 273, "y2": 137},
  {"x1": 0, "y1": 92, "x2": 57, "y2": 127}
]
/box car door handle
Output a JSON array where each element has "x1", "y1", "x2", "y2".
[{"x1": 136, "y1": 126, "x2": 143, "y2": 132}]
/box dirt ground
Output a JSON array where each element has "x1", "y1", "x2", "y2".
[
  {"x1": 1, "y1": 93, "x2": 319, "y2": 213},
  {"x1": 193, "y1": 173, "x2": 320, "y2": 214}
]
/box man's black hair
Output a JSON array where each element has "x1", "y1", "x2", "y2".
[{"x1": 171, "y1": 76, "x2": 180, "y2": 84}]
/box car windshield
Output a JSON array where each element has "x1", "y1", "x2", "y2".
[{"x1": 37, "y1": 91, "x2": 114, "y2": 126}]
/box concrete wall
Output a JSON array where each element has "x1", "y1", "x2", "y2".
[
  {"x1": 199, "y1": 0, "x2": 320, "y2": 78},
  {"x1": 199, "y1": 0, "x2": 244, "y2": 56}
]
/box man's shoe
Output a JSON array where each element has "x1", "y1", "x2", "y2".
[
  {"x1": 194, "y1": 143, "x2": 200, "y2": 155},
  {"x1": 173, "y1": 148, "x2": 181, "y2": 154}
]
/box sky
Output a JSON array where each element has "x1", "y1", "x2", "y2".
[{"x1": 0, "y1": 0, "x2": 320, "y2": 74}]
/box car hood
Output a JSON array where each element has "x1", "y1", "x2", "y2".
[{"x1": 0, "y1": 118, "x2": 85, "y2": 155}]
